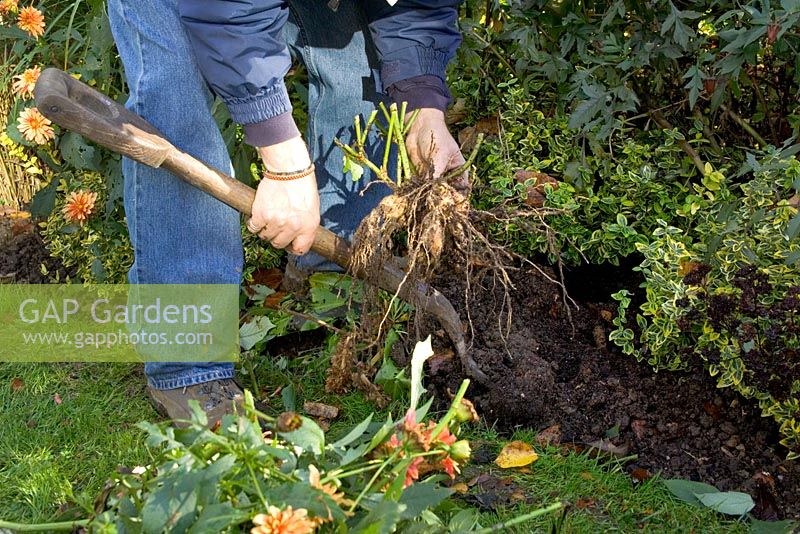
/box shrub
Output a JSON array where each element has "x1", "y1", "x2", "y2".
[
  {"x1": 611, "y1": 153, "x2": 800, "y2": 456},
  {"x1": 472, "y1": 81, "x2": 702, "y2": 265}
]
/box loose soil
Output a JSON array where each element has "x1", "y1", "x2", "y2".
[
  {"x1": 0, "y1": 227, "x2": 73, "y2": 283},
  {"x1": 426, "y1": 264, "x2": 800, "y2": 520}
]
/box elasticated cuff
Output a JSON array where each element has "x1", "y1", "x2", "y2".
[
  {"x1": 225, "y1": 79, "x2": 292, "y2": 127},
  {"x1": 380, "y1": 45, "x2": 451, "y2": 89},
  {"x1": 386, "y1": 75, "x2": 451, "y2": 112},
  {"x1": 243, "y1": 112, "x2": 301, "y2": 147}
]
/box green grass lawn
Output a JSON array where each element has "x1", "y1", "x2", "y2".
[{"x1": 0, "y1": 351, "x2": 749, "y2": 532}]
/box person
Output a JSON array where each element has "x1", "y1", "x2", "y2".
[{"x1": 107, "y1": 0, "x2": 466, "y2": 424}]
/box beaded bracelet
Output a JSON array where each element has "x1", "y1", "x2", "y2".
[{"x1": 263, "y1": 163, "x2": 315, "y2": 181}]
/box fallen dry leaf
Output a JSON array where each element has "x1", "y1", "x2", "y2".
[
  {"x1": 514, "y1": 170, "x2": 560, "y2": 208},
  {"x1": 788, "y1": 193, "x2": 800, "y2": 209},
  {"x1": 495, "y1": 441, "x2": 539, "y2": 468},
  {"x1": 303, "y1": 401, "x2": 339, "y2": 420},
  {"x1": 630, "y1": 467, "x2": 652, "y2": 483},
  {"x1": 587, "y1": 439, "x2": 631, "y2": 459},
  {"x1": 535, "y1": 424, "x2": 562, "y2": 447},
  {"x1": 10, "y1": 377, "x2": 24, "y2": 392},
  {"x1": 575, "y1": 498, "x2": 596, "y2": 509},
  {"x1": 250, "y1": 268, "x2": 284, "y2": 290},
  {"x1": 631, "y1": 419, "x2": 648, "y2": 440},
  {"x1": 451, "y1": 482, "x2": 469, "y2": 494}
]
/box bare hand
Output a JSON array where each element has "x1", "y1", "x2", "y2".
[
  {"x1": 247, "y1": 137, "x2": 320, "y2": 255},
  {"x1": 405, "y1": 108, "x2": 469, "y2": 194}
]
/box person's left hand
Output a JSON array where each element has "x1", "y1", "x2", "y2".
[{"x1": 405, "y1": 108, "x2": 469, "y2": 194}]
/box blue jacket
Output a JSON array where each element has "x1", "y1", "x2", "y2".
[{"x1": 177, "y1": 0, "x2": 461, "y2": 146}]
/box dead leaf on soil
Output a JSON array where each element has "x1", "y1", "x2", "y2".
[
  {"x1": 250, "y1": 268, "x2": 284, "y2": 290},
  {"x1": 451, "y1": 482, "x2": 469, "y2": 494},
  {"x1": 575, "y1": 498, "x2": 597, "y2": 509},
  {"x1": 303, "y1": 401, "x2": 339, "y2": 420},
  {"x1": 495, "y1": 441, "x2": 539, "y2": 468},
  {"x1": 600, "y1": 309, "x2": 614, "y2": 323},
  {"x1": 703, "y1": 401, "x2": 723, "y2": 421},
  {"x1": 631, "y1": 419, "x2": 648, "y2": 440},
  {"x1": 10, "y1": 377, "x2": 24, "y2": 392},
  {"x1": 535, "y1": 424, "x2": 562, "y2": 447},
  {"x1": 630, "y1": 467, "x2": 652, "y2": 483},
  {"x1": 514, "y1": 170, "x2": 560, "y2": 208},
  {"x1": 587, "y1": 438, "x2": 631, "y2": 459}
]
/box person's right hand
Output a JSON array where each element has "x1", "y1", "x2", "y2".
[{"x1": 247, "y1": 136, "x2": 320, "y2": 256}]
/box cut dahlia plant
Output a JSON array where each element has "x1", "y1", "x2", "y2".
[{"x1": 0, "y1": 339, "x2": 562, "y2": 533}]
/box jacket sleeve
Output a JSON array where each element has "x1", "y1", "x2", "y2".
[
  {"x1": 177, "y1": 0, "x2": 300, "y2": 146},
  {"x1": 364, "y1": 0, "x2": 462, "y2": 112}
]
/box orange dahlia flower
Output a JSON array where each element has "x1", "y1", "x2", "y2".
[
  {"x1": 0, "y1": 0, "x2": 19, "y2": 15},
  {"x1": 17, "y1": 107, "x2": 54, "y2": 144},
  {"x1": 63, "y1": 190, "x2": 98, "y2": 224},
  {"x1": 251, "y1": 506, "x2": 317, "y2": 534},
  {"x1": 308, "y1": 464, "x2": 355, "y2": 511},
  {"x1": 17, "y1": 6, "x2": 45, "y2": 38},
  {"x1": 12, "y1": 65, "x2": 41, "y2": 99}
]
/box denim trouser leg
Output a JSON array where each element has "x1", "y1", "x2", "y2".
[
  {"x1": 108, "y1": 0, "x2": 242, "y2": 390},
  {"x1": 285, "y1": 1, "x2": 392, "y2": 272}
]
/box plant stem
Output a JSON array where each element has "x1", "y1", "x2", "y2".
[
  {"x1": 0, "y1": 519, "x2": 89, "y2": 532},
  {"x1": 321, "y1": 459, "x2": 385, "y2": 484},
  {"x1": 473, "y1": 501, "x2": 564, "y2": 533},
  {"x1": 649, "y1": 110, "x2": 705, "y2": 174},
  {"x1": 431, "y1": 379, "x2": 470, "y2": 439},
  {"x1": 721, "y1": 104, "x2": 769, "y2": 148},
  {"x1": 443, "y1": 134, "x2": 484, "y2": 183},
  {"x1": 248, "y1": 462, "x2": 269, "y2": 508},
  {"x1": 349, "y1": 449, "x2": 400, "y2": 512}
]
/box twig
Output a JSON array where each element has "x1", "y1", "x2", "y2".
[
  {"x1": 720, "y1": 104, "x2": 769, "y2": 148},
  {"x1": 649, "y1": 109, "x2": 705, "y2": 174}
]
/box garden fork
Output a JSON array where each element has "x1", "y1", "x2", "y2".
[{"x1": 34, "y1": 68, "x2": 489, "y2": 385}]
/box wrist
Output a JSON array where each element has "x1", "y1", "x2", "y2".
[{"x1": 257, "y1": 136, "x2": 312, "y2": 173}]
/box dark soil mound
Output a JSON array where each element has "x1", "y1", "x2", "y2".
[
  {"x1": 0, "y1": 228, "x2": 72, "y2": 283},
  {"x1": 427, "y1": 265, "x2": 800, "y2": 520}
]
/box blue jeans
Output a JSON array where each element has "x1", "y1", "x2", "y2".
[{"x1": 108, "y1": 0, "x2": 389, "y2": 390}]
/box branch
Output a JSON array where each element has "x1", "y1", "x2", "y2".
[
  {"x1": 721, "y1": 104, "x2": 769, "y2": 148},
  {"x1": 649, "y1": 110, "x2": 705, "y2": 174}
]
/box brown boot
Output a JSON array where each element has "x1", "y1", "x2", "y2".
[{"x1": 147, "y1": 379, "x2": 244, "y2": 427}]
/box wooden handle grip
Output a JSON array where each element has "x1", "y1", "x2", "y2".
[{"x1": 33, "y1": 68, "x2": 352, "y2": 268}]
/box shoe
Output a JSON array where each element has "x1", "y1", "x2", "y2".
[{"x1": 147, "y1": 378, "x2": 244, "y2": 428}]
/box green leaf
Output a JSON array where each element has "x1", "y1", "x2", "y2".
[
  {"x1": 398, "y1": 482, "x2": 453, "y2": 520},
  {"x1": 188, "y1": 503, "x2": 246, "y2": 533},
  {"x1": 141, "y1": 468, "x2": 199, "y2": 534},
  {"x1": 663, "y1": 478, "x2": 719, "y2": 506},
  {"x1": 331, "y1": 413, "x2": 373, "y2": 449},
  {"x1": 786, "y1": 213, "x2": 800, "y2": 240},
  {"x1": 58, "y1": 132, "x2": 100, "y2": 171},
  {"x1": 351, "y1": 499, "x2": 406, "y2": 534},
  {"x1": 279, "y1": 416, "x2": 324, "y2": 455},
  {"x1": 696, "y1": 491, "x2": 754, "y2": 516},
  {"x1": 29, "y1": 177, "x2": 60, "y2": 218},
  {"x1": 749, "y1": 518, "x2": 798, "y2": 534},
  {"x1": 239, "y1": 316, "x2": 275, "y2": 350}
]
